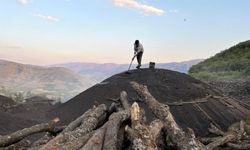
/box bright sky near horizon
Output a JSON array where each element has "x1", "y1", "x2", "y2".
[{"x1": 0, "y1": 0, "x2": 250, "y2": 65}]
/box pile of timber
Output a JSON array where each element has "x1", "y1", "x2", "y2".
[{"x1": 0, "y1": 82, "x2": 249, "y2": 150}]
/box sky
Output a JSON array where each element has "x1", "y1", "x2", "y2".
[{"x1": 0, "y1": 0, "x2": 250, "y2": 65}]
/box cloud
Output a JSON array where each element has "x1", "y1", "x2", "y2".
[
  {"x1": 112, "y1": 0, "x2": 165, "y2": 16},
  {"x1": 36, "y1": 14, "x2": 59, "y2": 22},
  {"x1": 0, "y1": 46, "x2": 22, "y2": 49},
  {"x1": 17, "y1": 0, "x2": 29, "y2": 5}
]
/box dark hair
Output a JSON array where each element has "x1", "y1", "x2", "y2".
[{"x1": 135, "y1": 40, "x2": 139, "y2": 46}]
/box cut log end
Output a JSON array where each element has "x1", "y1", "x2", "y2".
[{"x1": 52, "y1": 117, "x2": 60, "y2": 124}]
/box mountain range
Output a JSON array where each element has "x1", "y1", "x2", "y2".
[
  {"x1": 49, "y1": 59, "x2": 203, "y2": 80},
  {"x1": 0, "y1": 59, "x2": 202, "y2": 102}
]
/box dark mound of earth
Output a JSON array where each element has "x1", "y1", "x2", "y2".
[
  {"x1": 0, "y1": 95, "x2": 16, "y2": 111},
  {"x1": 209, "y1": 81, "x2": 250, "y2": 104},
  {"x1": 0, "y1": 95, "x2": 58, "y2": 135},
  {"x1": 49, "y1": 69, "x2": 250, "y2": 136}
]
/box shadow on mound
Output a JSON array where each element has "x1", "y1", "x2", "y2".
[{"x1": 49, "y1": 69, "x2": 250, "y2": 136}]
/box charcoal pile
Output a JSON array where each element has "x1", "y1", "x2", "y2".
[
  {"x1": 50, "y1": 69, "x2": 250, "y2": 136},
  {"x1": 209, "y1": 80, "x2": 250, "y2": 105},
  {"x1": 0, "y1": 95, "x2": 58, "y2": 136},
  {"x1": 0, "y1": 69, "x2": 250, "y2": 149}
]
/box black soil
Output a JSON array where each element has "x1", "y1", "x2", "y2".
[
  {"x1": 0, "y1": 95, "x2": 57, "y2": 135},
  {"x1": 50, "y1": 69, "x2": 250, "y2": 136},
  {"x1": 209, "y1": 81, "x2": 250, "y2": 105},
  {"x1": 0, "y1": 95, "x2": 16, "y2": 111}
]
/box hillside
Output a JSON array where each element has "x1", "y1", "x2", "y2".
[
  {"x1": 189, "y1": 40, "x2": 250, "y2": 81},
  {"x1": 0, "y1": 59, "x2": 97, "y2": 102}
]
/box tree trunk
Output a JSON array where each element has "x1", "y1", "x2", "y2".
[
  {"x1": 41, "y1": 104, "x2": 107, "y2": 150},
  {"x1": 125, "y1": 102, "x2": 164, "y2": 150},
  {"x1": 206, "y1": 132, "x2": 238, "y2": 149},
  {"x1": 62, "y1": 109, "x2": 92, "y2": 133},
  {"x1": 80, "y1": 123, "x2": 108, "y2": 150},
  {"x1": 102, "y1": 91, "x2": 131, "y2": 150},
  {"x1": 130, "y1": 81, "x2": 206, "y2": 150},
  {"x1": 206, "y1": 121, "x2": 245, "y2": 150},
  {"x1": 0, "y1": 118, "x2": 59, "y2": 147},
  {"x1": 227, "y1": 142, "x2": 250, "y2": 149},
  {"x1": 102, "y1": 110, "x2": 130, "y2": 150},
  {"x1": 120, "y1": 91, "x2": 130, "y2": 110},
  {"x1": 57, "y1": 132, "x2": 94, "y2": 150}
]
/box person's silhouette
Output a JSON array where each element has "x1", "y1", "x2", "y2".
[{"x1": 133, "y1": 40, "x2": 144, "y2": 69}]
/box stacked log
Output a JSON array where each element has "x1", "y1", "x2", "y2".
[{"x1": 0, "y1": 82, "x2": 249, "y2": 150}]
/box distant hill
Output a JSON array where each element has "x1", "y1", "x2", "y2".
[
  {"x1": 189, "y1": 40, "x2": 250, "y2": 81},
  {"x1": 0, "y1": 59, "x2": 97, "y2": 102},
  {"x1": 49, "y1": 59, "x2": 203, "y2": 80}
]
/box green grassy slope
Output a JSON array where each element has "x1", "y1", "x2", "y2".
[{"x1": 189, "y1": 40, "x2": 250, "y2": 81}]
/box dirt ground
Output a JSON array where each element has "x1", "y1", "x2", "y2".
[
  {"x1": 0, "y1": 95, "x2": 57, "y2": 135},
  {"x1": 209, "y1": 81, "x2": 250, "y2": 105}
]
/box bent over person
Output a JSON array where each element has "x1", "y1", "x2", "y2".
[{"x1": 133, "y1": 40, "x2": 144, "y2": 69}]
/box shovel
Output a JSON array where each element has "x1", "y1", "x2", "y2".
[{"x1": 126, "y1": 55, "x2": 136, "y2": 74}]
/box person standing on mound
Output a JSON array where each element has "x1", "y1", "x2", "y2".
[{"x1": 133, "y1": 40, "x2": 144, "y2": 69}]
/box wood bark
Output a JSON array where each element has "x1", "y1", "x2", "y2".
[
  {"x1": 165, "y1": 95, "x2": 211, "y2": 106},
  {"x1": 102, "y1": 110, "x2": 130, "y2": 150},
  {"x1": 206, "y1": 121, "x2": 246, "y2": 150},
  {"x1": 125, "y1": 102, "x2": 164, "y2": 150},
  {"x1": 62, "y1": 109, "x2": 92, "y2": 133},
  {"x1": 208, "y1": 123, "x2": 225, "y2": 136},
  {"x1": 83, "y1": 100, "x2": 131, "y2": 150},
  {"x1": 149, "y1": 119, "x2": 164, "y2": 146},
  {"x1": 41, "y1": 104, "x2": 107, "y2": 150},
  {"x1": 227, "y1": 142, "x2": 250, "y2": 149},
  {"x1": 120, "y1": 91, "x2": 130, "y2": 110},
  {"x1": 130, "y1": 81, "x2": 207, "y2": 150},
  {"x1": 0, "y1": 118, "x2": 59, "y2": 147},
  {"x1": 28, "y1": 133, "x2": 54, "y2": 150},
  {"x1": 80, "y1": 123, "x2": 108, "y2": 150},
  {"x1": 58, "y1": 132, "x2": 94, "y2": 150},
  {"x1": 206, "y1": 132, "x2": 238, "y2": 149},
  {"x1": 166, "y1": 99, "x2": 207, "y2": 106},
  {"x1": 4, "y1": 139, "x2": 31, "y2": 150},
  {"x1": 108, "y1": 102, "x2": 118, "y2": 115},
  {"x1": 102, "y1": 91, "x2": 131, "y2": 150}
]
